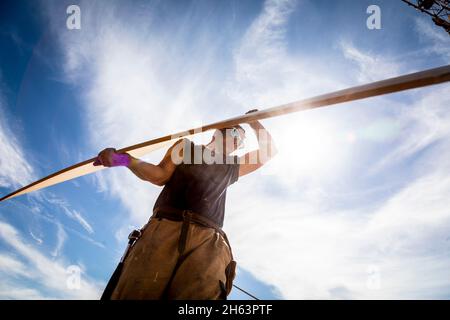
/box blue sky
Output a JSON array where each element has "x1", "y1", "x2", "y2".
[{"x1": 0, "y1": 0, "x2": 449, "y2": 299}]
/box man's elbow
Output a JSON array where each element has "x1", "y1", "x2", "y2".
[
  {"x1": 144, "y1": 164, "x2": 172, "y2": 186},
  {"x1": 149, "y1": 172, "x2": 172, "y2": 186},
  {"x1": 148, "y1": 176, "x2": 168, "y2": 187}
]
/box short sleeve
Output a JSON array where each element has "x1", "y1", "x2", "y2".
[{"x1": 180, "y1": 139, "x2": 197, "y2": 164}]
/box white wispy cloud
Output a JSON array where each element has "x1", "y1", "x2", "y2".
[
  {"x1": 44, "y1": 195, "x2": 95, "y2": 234},
  {"x1": 0, "y1": 283, "x2": 46, "y2": 300},
  {"x1": 0, "y1": 221, "x2": 103, "y2": 299},
  {"x1": 29, "y1": 231, "x2": 44, "y2": 245},
  {"x1": 51, "y1": 222, "x2": 67, "y2": 257},
  {"x1": 339, "y1": 40, "x2": 402, "y2": 83},
  {"x1": 64, "y1": 207, "x2": 94, "y2": 235},
  {"x1": 227, "y1": 0, "x2": 341, "y2": 108},
  {"x1": 0, "y1": 253, "x2": 30, "y2": 278},
  {"x1": 0, "y1": 90, "x2": 35, "y2": 188},
  {"x1": 0, "y1": 254, "x2": 48, "y2": 299},
  {"x1": 414, "y1": 17, "x2": 450, "y2": 62},
  {"x1": 368, "y1": 85, "x2": 450, "y2": 175},
  {"x1": 24, "y1": 196, "x2": 105, "y2": 249}
]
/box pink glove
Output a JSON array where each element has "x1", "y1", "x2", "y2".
[{"x1": 93, "y1": 148, "x2": 131, "y2": 167}]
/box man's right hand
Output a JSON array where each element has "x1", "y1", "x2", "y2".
[{"x1": 93, "y1": 148, "x2": 131, "y2": 167}]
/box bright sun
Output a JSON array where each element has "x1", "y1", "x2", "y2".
[{"x1": 258, "y1": 114, "x2": 354, "y2": 184}]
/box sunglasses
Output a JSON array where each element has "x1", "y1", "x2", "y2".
[{"x1": 219, "y1": 127, "x2": 244, "y2": 149}]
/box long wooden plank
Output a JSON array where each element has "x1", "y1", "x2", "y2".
[{"x1": 1, "y1": 65, "x2": 450, "y2": 202}]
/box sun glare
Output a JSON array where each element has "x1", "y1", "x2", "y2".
[{"x1": 264, "y1": 115, "x2": 352, "y2": 183}]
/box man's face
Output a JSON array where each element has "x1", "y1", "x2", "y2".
[{"x1": 214, "y1": 127, "x2": 245, "y2": 154}]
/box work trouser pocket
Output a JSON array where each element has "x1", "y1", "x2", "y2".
[{"x1": 219, "y1": 260, "x2": 237, "y2": 299}]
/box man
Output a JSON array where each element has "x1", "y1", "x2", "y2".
[{"x1": 95, "y1": 110, "x2": 277, "y2": 299}]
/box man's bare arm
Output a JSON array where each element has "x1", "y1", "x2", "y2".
[
  {"x1": 127, "y1": 139, "x2": 184, "y2": 186},
  {"x1": 239, "y1": 120, "x2": 278, "y2": 177},
  {"x1": 95, "y1": 139, "x2": 184, "y2": 186}
]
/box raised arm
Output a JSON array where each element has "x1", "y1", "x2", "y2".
[
  {"x1": 93, "y1": 139, "x2": 185, "y2": 186},
  {"x1": 239, "y1": 110, "x2": 278, "y2": 177}
]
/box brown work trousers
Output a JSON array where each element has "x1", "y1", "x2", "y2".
[{"x1": 110, "y1": 217, "x2": 236, "y2": 299}]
